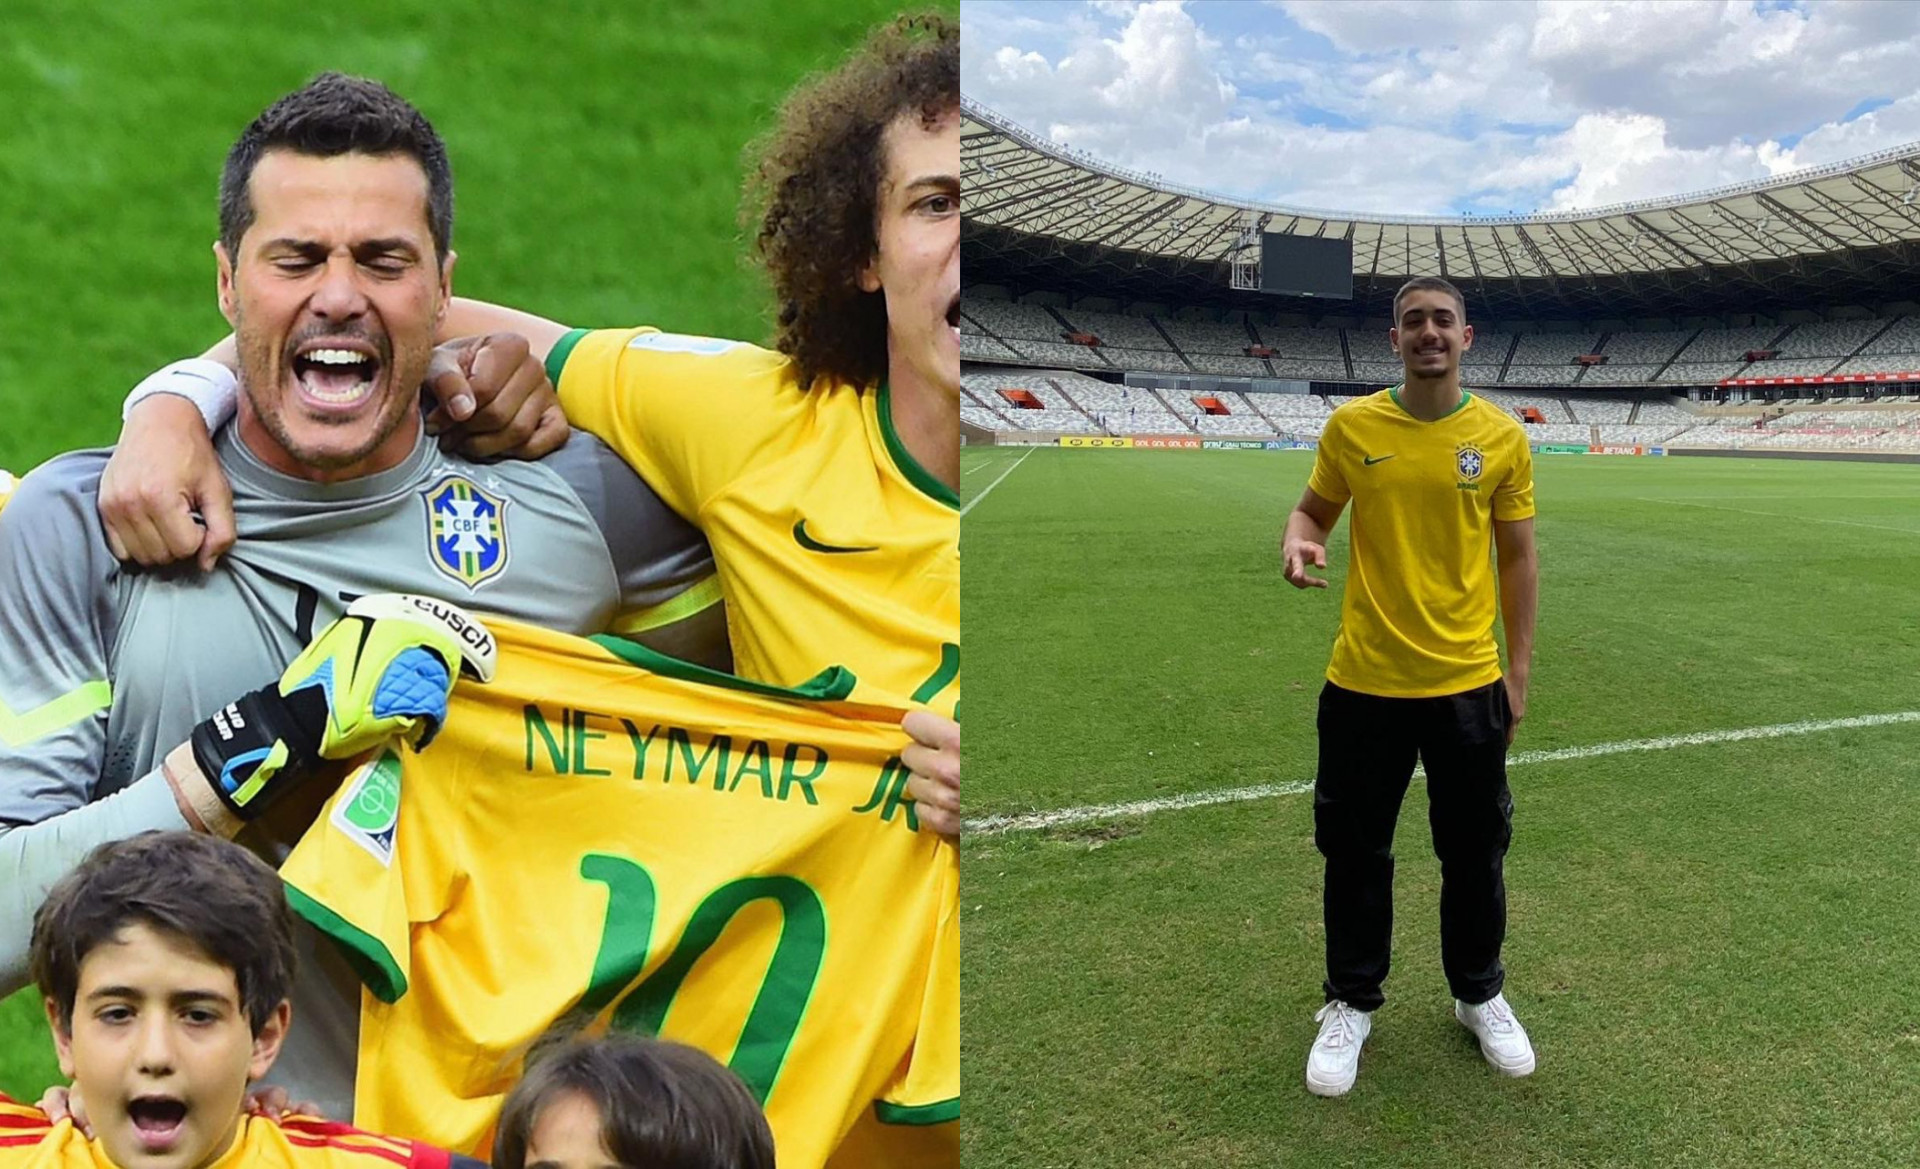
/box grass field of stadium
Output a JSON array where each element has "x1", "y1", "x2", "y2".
[
  {"x1": 961, "y1": 445, "x2": 1920, "y2": 1167},
  {"x1": 0, "y1": 0, "x2": 938, "y2": 1104}
]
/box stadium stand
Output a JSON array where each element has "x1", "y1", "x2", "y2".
[
  {"x1": 1260, "y1": 326, "x2": 1347, "y2": 359},
  {"x1": 1348, "y1": 359, "x2": 1403, "y2": 385},
  {"x1": 962, "y1": 298, "x2": 1056, "y2": 341},
  {"x1": 1056, "y1": 308, "x2": 1172, "y2": 352},
  {"x1": 1582, "y1": 329, "x2": 1693, "y2": 386},
  {"x1": 1476, "y1": 388, "x2": 1573, "y2": 421},
  {"x1": 1658, "y1": 325, "x2": 1780, "y2": 384},
  {"x1": 1569, "y1": 396, "x2": 1632, "y2": 423},
  {"x1": 1512, "y1": 333, "x2": 1602, "y2": 380},
  {"x1": 1633, "y1": 399, "x2": 1697, "y2": 428},
  {"x1": 959, "y1": 329, "x2": 1023, "y2": 363},
  {"x1": 1161, "y1": 317, "x2": 1269, "y2": 377},
  {"x1": 961, "y1": 405, "x2": 1006, "y2": 430},
  {"x1": 962, "y1": 370, "x2": 1100, "y2": 432},
  {"x1": 1518, "y1": 424, "x2": 1594, "y2": 444},
  {"x1": 1460, "y1": 332, "x2": 1515, "y2": 374},
  {"x1": 962, "y1": 98, "x2": 1920, "y2": 454},
  {"x1": 1058, "y1": 378, "x2": 1186, "y2": 434}
]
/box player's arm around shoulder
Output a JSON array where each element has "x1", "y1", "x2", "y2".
[{"x1": 546, "y1": 325, "x2": 790, "y2": 519}]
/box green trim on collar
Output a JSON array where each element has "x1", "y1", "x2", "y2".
[
  {"x1": 589, "y1": 634, "x2": 857, "y2": 701},
  {"x1": 877, "y1": 382, "x2": 959, "y2": 510},
  {"x1": 1388, "y1": 384, "x2": 1472, "y2": 421}
]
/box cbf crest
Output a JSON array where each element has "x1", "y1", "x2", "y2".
[
  {"x1": 1456, "y1": 443, "x2": 1486, "y2": 482},
  {"x1": 423, "y1": 474, "x2": 510, "y2": 589}
]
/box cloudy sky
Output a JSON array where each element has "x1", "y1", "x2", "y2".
[{"x1": 962, "y1": 0, "x2": 1920, "y2": 216}]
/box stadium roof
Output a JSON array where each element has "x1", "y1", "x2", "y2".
[{"x1": 963, "y1": 97, "x2": 1920, "y2": 320}]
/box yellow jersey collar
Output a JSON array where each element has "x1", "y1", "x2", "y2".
[{"x1": 1387, "y1": 384, "x2": 1473, "y2": 422}]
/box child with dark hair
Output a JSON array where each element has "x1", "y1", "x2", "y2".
[
  {"x1": 490, "y1": 1033, "x2": 773, "y2": 1169},
  {"x1": 0, "y1": 831, "x2": 481, "y2": 1169}
]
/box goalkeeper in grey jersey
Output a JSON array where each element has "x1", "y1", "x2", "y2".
[{"x1": 0, "y1": 75, "x2": 722, "y2": 1120}]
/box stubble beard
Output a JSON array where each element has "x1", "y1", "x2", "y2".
[{"x1": 234, "y1": 308, "x2": 424, "y2": 474}]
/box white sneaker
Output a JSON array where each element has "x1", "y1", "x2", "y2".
[
  {"x1": 1455, "y1": 992, "x2": 1535, "y2": 1076},
  {"x1": 1305, "y1": 1000, "x2": 1372, "y2": 1097}
]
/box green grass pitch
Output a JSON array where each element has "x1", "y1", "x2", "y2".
[
  {"x1": 0, "y1": 0, "x2": 947, "y2": 1103},
  {"x1": 961, "y1": 445, "x2": 1920, "y2": 1167}
]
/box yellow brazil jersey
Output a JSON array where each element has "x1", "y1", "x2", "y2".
[
  {"x1": 1306, "y1": 387, "x2": 1535, "y2": 698},
  {"x1": 0, "y1": 1099, "x2": 477, "y2": 1169},
  {"x1": 279, "y1": 619, "x2": 959, "y2": 1169},
  {"x1": 546, "y1": 329, "x2": 959, "y2": 718}
]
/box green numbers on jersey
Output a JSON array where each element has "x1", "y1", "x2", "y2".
[
  {"x1": 912, "y1": 642, "x2": 960, "y2": 715},
  {"x1": 577, "y1": 854, "x2": 827, "y2": 1102}
]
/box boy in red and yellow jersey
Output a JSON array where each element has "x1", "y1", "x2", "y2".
[{"x1": 0, "y1": 832, "x2": 479, "y2": 1169}]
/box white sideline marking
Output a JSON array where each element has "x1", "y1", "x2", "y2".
[
  {"x1": 1638, "y1": 497, "x2": 1920, "y2": 537},
  {"x1": 962, "y1": 460, "x2": 996, "y2": 475},
  {"x1": 961, "y1": 448, "x2": 1035, "y2": 517},
  {"x1": 968, "y1": 710, "x2": 1920, "y2": 836}
]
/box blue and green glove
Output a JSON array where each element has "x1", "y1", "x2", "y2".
[{"x1": 191, "y1": 593, "x2": 497, "y2": 820}]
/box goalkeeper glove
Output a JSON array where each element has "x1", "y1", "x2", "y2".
[{"x1": 191, "y1": 593, "x2": 497, "y2": 821}]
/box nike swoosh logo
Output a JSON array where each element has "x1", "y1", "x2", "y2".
[
  {"x1": 792, "y1": 519, "x2": 878, "y2": 554},
  {"x1": 1363, "y1": 454, "x2": 1396, "y2": 466}
]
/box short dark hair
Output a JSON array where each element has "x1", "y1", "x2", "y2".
[
  {"x1": 220, "y1": 72, "x2": 453, "y2": 264},
  {"x1": 491, "y1": 1033, "x2": 774, "y2": 1169},
  {"x1": 1393, "y1": 276, "x2": 1467, "y2": 322},
  {"x1": 29, "y1": 832, "x2": 296, "y2": 1036},
  {"x1": 744, "y1": 13, "x2": 958, "y2": 391}
]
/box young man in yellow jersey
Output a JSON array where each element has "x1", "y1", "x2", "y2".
[
  {"x1": 3, "y1": 831, "x2": 481, "y2": 1169},
  {"x1": 1281, "y1": 276, "x2": 1540, "y2": 1097}
]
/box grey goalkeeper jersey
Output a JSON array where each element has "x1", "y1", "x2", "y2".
[{"x1": 0, "y1": 421, "x2": 715, "y2": 1119}]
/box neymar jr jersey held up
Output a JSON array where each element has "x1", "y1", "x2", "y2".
[
  {"x1": 0, "y1": 1099, "x2": 482, "y2": 1169},
  {"x1": 280, "y1": 620, "x2": 959, "y2": 1169},
  {"x1": 547, "y1": 329, "x2": 960, "y2": 718},
  {"x1": 0, "y1": 427, "x2": 714, "y2": 1122},
  {"x1": 1307, "y1": 388, "x2": 1535, "y2": 698}
]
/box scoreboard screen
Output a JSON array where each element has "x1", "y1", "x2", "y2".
[{"x1": 1260, "y1": 233, "x2": 1353, "y2": 300}]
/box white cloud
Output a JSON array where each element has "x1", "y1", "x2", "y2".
[
  {"x1": 968, "y1": 1, "x2": 1236, "y2": 159},
  {"x1": 1276, "y1": 0, "x2": 1521, "y2": 54},
  {"x1": 962, "y1": 0, "x2": 1920, "y2": 216}
]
